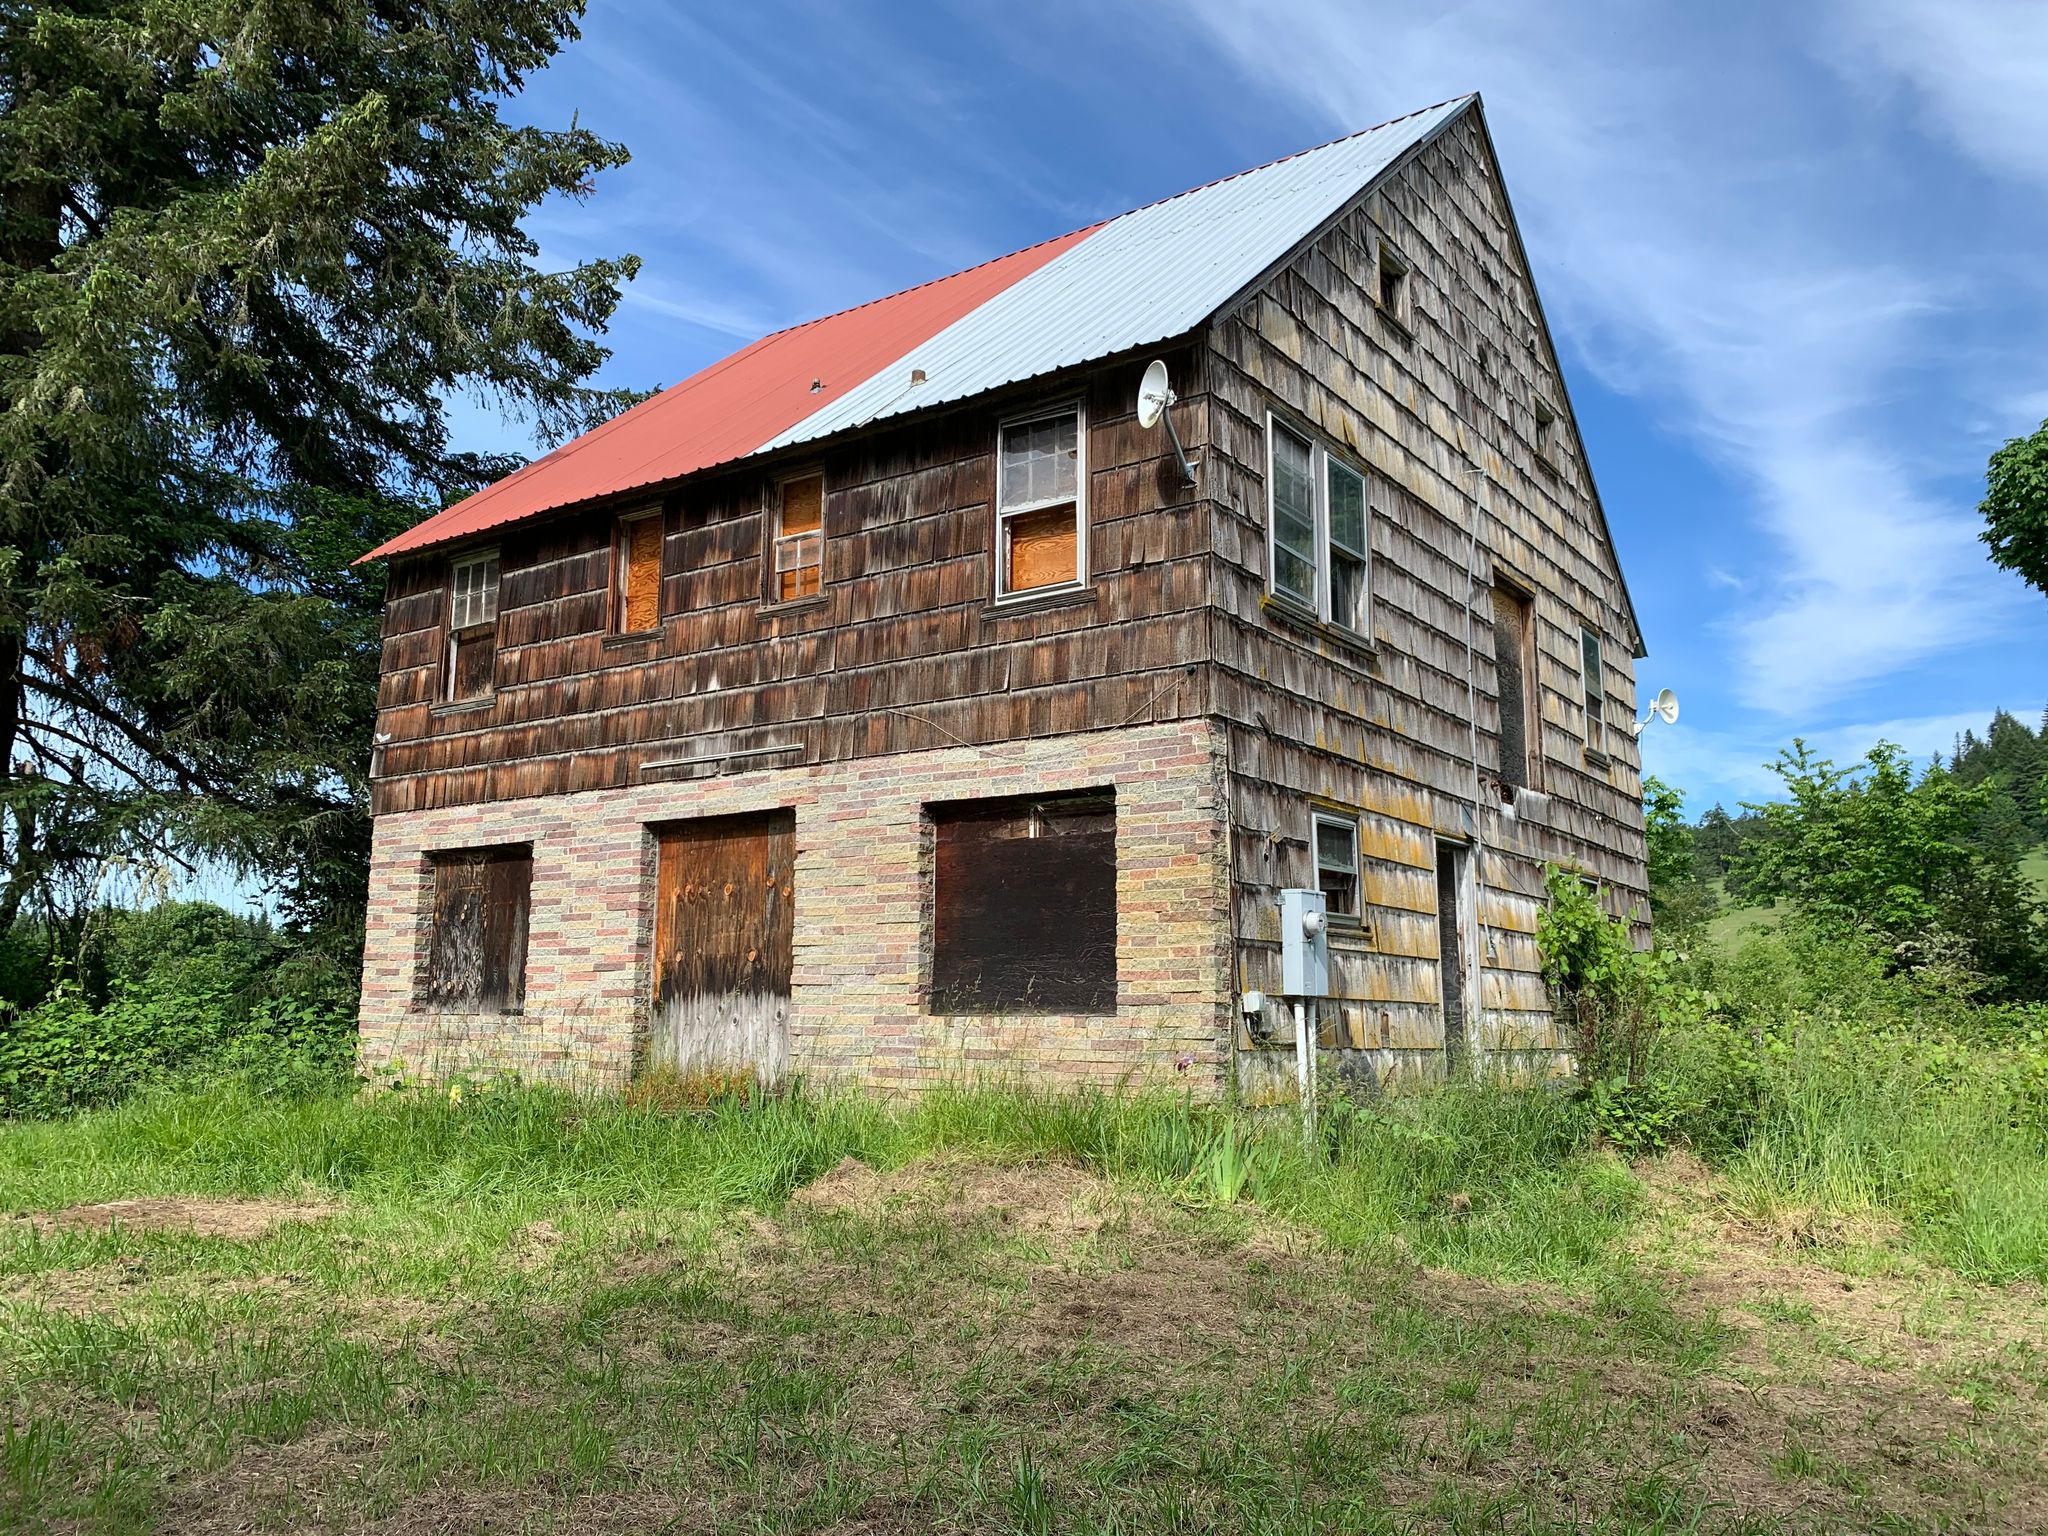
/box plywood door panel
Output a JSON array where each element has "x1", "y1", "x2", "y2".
[{"x1": 651, "y1": 811, "x2": 794, "y2": 1087}]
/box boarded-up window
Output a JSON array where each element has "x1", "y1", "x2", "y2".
[
  {"x1": 422, "y1": 846, "x2": 531, "y2": 1013},
  {"x1": 996, "y1": 409, "x2": 1083, "y2": 596},
  {"x1": 1491, "y1": 582, "x2": 1538, "y2": 790},
  {"x1": 1313, "y1": 811, "x2": 1360, "y2": 918},
  {"x1": 616, "y1": 514, "x2": 663, "y2": 631},
  {"x1": 446, "y1": 553, "x2": 499, "y2": 702},
  {"x1": 929, "y1": 791, "x2": 1115, "y2": 1014},
  {"x1": 1580, "y1": 627, "x2": 1605, "y2": 755},
  {"x1": 773, "y1": 474, "x2": 823, "y2": 602}
]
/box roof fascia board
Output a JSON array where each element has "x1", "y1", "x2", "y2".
[
  {"x1": 1203, "y1": 95, "x2": 1476, "y2": 337},
  {"x1": 1459, "y1": 98, "x2": 1647, "y2": 659}
]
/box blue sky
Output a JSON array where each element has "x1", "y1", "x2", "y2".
[{"x1": 456, "y1": 0, "x2": 2048, "y2": 816}]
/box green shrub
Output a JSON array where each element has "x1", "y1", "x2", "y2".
[{"x1": 0, "y1": 972, "x2": 355, "y2": 1119}]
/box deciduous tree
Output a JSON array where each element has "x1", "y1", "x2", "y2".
[{"x1": 1982, "y1": 417, "x2": 2048, "y2": 599}]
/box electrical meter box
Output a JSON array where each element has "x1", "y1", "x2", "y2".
[{"x1": 1279, "y1": 887, "x2": 1329, "y2": 997}]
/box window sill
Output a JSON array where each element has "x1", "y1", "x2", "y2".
[
  {"x1": 1259, "y1": 595, "x2": 1376, "y2": 660},
  {"x1": 1582, "y1": 746, "x2": 1612, "y2": 771},
  {"x1": 757, "y1": 594, "x2": 829, "y2": 620},
  {"x1": 980, "y1": 584, "x2": 1096, "y2": 622},
  {"x1": 1371, "y1": 300, "x2": 1414, "y2": 343},
  {"x1": 601, "y1": 628, "x2": 661, "y2": 650},
  {"x1": 429, "y1": 697, "x2": 494, "y2": 719},
  {"x1": 925, "y1": 1005, "x2": 1119, "y2": 1020}
]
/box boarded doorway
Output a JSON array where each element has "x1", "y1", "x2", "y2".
[
  {"x1": 1435, "y1": 839, "x2": 1473, "y2": 1072},
  {"x1": 651, "y1": 811, "x2": 795, "y2": 1088}
]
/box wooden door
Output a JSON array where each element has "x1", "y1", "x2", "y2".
[{"x1": 651, "y1": 812, "x2": 795, "y2": 1087}]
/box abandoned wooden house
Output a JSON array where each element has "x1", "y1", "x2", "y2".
[{"x1": 356, "y1": 93, "x2": 1650, "y2": 1100}]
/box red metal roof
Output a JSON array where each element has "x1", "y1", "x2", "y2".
[{"x1": 364, "y1": 224, "x2": 1100, "y2": 562}]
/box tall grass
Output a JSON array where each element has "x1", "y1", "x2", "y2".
[
  {"x1": 0, "y1": 1075, "x2": 1633, "y2": 1282},
  {"x1": 1661, "y1": 926, "x2": 2048, "y2": 1283}
]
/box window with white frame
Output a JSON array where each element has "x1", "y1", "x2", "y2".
[
  {"x1": 1313, "y1": 810, "x2": 1361, "y2": 919},
  {"x1": 446, "y1": 552, "x2": 500, "y2": 702},
  {"x1": 996, "y1": 407, "x2": 1084, "y2": 598},
  {"x1": 771, "y1": 472, "x2": 824, "y2": 603},
  {"x1": 1579, "y1": 626, "x2": 1605, "y2": 755},
  {"x1": 1268, "y1": 417, "x2": 1371, "y2": 636}
]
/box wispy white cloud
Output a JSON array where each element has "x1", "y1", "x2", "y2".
[
  {"x1": 1175, "y1": 0, "x2": 2040, "y2": 716},
  {"x1": 1641, "y1": 707, "x2": 2003, "y2": 809},
  {"x1": 1823, "y1": 0, "x2": 2048, "y2": 188}
]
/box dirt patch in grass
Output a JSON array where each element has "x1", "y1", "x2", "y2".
[
  {"x1": 19, "y1": 1196, "x2": 342, "y2": 1240},
  {"x1": 788, "y1": 1154, "x2": 1126, "y2": 1240},
  {"x1": 157, "y1": 1427, "x2": 384, "y2": 1534}
]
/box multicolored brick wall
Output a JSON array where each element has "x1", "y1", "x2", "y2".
[{"x1": 358, "y1": 718, "x2": 1233, "y2": 1095}]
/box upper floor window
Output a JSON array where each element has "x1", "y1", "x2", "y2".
[
  {"x1": 614, "y1": 513, "x2": 663, "y2": 632},
  {"x1": 1579, "y1": 626, "x2": 1606, "y2": 756},
  {"x1": 1313, "y1": 810, "x2": 1360, "y2": 919},
  {"x1": 996, "y1": 406, "x2": 1085, "y2": 599},
  {"x1": 1374, "y1": 242, "x2": 1409, "y2": 325},
  {"x1": 1490, "y1": 580, "x2": 1539, "y2": 791},
  {"x1": 1534, "y1": 397, "x2": 1560, "y2": 465},
  {"x1": 772, "y1": 473, "x2": 824, "y2": 603},
  {"x1": 1267, "y1": 417, "x2": 1370, "y2": 637},
  {"x1": 446, "y1": 551, "x2": 499, "y2": 703}
]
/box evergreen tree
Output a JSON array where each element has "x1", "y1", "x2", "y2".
[{"x1": 0, "y1": 4, "x2": 639, "y2": 970}]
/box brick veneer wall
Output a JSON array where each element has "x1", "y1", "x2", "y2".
[{"x1": 357, "y1": 718, "x2": 1233, "y2": 1095}]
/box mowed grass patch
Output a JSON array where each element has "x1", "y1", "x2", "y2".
[{"x1": 2, "y1": 1083, "x2": 2045, "y2": 1533}]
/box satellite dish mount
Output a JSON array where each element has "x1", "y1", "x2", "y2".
[
  {"x1": 1631, "y1": 688, "x2": 1680, "y2": 739},
  {"x1": 1137, "y1": 359, "x2": 1198, "y2": 487}
]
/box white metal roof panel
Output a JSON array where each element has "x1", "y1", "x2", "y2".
[{"x1": 758, "y1": 96, "x2": 1472, "y2": 454}]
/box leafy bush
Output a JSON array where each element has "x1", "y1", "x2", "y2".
[
  {"x1": 0, "y1": 900, "x2": 357, "y2": 1118},
  {"x1": 0, "y1": 976, "x2": 355, "y2": 1118}
]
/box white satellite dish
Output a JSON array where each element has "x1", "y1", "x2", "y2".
[
  {"x1": 1135, "y1": 358, "x2": 1197, "y2": 485},
  {"x1": 1632, "y1": 687, "x2": 1680, "y2": 738},
  {"x1": 1137, "y1": 359, "x2": 1174, "y2": 429}
]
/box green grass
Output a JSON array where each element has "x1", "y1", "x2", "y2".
[{"x1": 3, "y1": 1079, "x2": 2046, "y2": 1533}]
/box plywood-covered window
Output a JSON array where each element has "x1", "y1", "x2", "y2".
[
  {"x1": 1491, "y1": 581, "x2": 1539, "y2": 791},
  {"x1": 1313, "y1": 810, "x2": 1360, "y2": 919},
  {"x1": 614, "y1": 513, "x2": 663, "y2": 632},
  {"x1": 929, "y1": 790, "x2": 1115, "y2": 1014},
  {"x1": 445, "y1": 552, "x2": 499, "y2": 703},
  {"x1": 1580, "y1": 626, "x2": 1606, "y2": 756},
  {"x1": 1267, "y1": 416, "x2": 1372, "y2": 638},
  {"x1": 421, "y1": 846, "x2": 531, "y2": 1014},
  {"x1": 995, "y1": 407, "x2": 1084, "y2": 598},
  {"x1": 772, "y1": 473, "x2": 824, "y2": 603}
]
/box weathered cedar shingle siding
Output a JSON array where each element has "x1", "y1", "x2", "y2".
[
  {"x1": 370, "y1": 350, "x2": 1212, "y2": 818},
  {"x1": 1203, "y1": 110, "x2": 1645, "y2": 1082}
]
